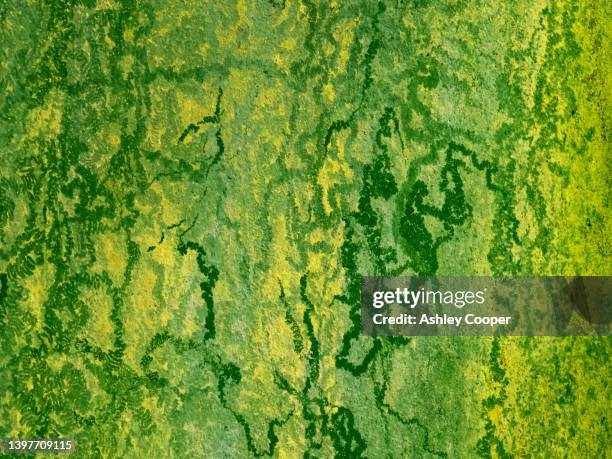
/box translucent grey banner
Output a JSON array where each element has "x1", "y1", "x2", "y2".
[{"x1": 361, "y1": 277, "x2": 611, "y2": 336}]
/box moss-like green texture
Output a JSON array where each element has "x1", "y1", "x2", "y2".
[{"x1": 0, "y1": 0, "x2": 610, "y2": 457}]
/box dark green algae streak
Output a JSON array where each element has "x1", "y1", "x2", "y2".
[{"x1": 0, "y1": 0, "x2": 610, "y2": 458}]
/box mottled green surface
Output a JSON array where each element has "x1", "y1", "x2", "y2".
[{"x1": 0, "y1": 0, "x2": 610, "y2": 457}]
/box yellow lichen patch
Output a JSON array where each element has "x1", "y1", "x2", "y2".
[
  {"x1": 6, "y1": 409, "x2": 28, "y2": 437},
  {"x1": 226, "y1": 67, "x2": 253, "y2": 108},
  {"x1": 283, "y1": 146, "x2": 305, "y2": 170},
  {"x1": 319, "y1": 354, "x2": 337, "y2": 392},
  {"x1": 81, "y1": 365, "x2": 109, "y2": 406},
  {"x1": 81, "y1": 285, "x2": 115, "y2": 352},
  {"x1": 47, "y1": 353, "x2": 70, "y2": 372},
  {"x1": 307, "y1": 228, "x2": 326, "y2": 245},
  {"x1": 333, "y1": 17, "x2": 359, "y2": 75},
  {"x1": 213, "y1": 267, "x2": 234, "y2": 305},
  {"x1": 252, "y1": 82, "x2": 289, "y2": 123},
  {"x1": 264, "y1": 315, "x2": 304, "y2": 384},
  {"x1": 215, "y1": 7, "x2": 242, "y2": 51},
  {"x1": 255, "y1": 87, "x2": 278, "y2": 108},
  {"x1": 94, "y1": 0, "x2": 117, "y2": 10},
  {"x1": 198, "y1": 42, "x2": 209, "y2": 59},
  {"x1": 305, "y1": 250, "x2": 343, "y2": 305},
  {"x1": 92, "y1": 231, "x2": 127, "y2": 287},
  {"x1": 123, "y1": 264, "x2": 162, "y2": 371},
  {"x1": 151, "y1": 182, "x2": 183, "y2": 227},
  {"x1": 488, "y1": 404, "x2": 504, "y2": 425},
  {"x1": 102, "y1": 24, "x2": 115, "y2": 49},
  {"x1": 157, "y1": 242, "x2": 203, "y2": 338},
  {"x1": 118, "y1": 54, "x2": 134, "y2": 79},
  {"x1": 323, "y1": 83, "x2": 335, "y2": 103},
  {"x1": 107, "y1": 122, "x2": 122, "y2": 147},
  {"x1": 177, "y1": 284, "x2": 203, "y2": 339},
  {"x1": 514, "y1": 186, "x2": 538, "y2": 242},
  {"x1": 306, "y1": 250, "x2": 326, "y2": 275},
  {"x1": 270, "y1": 53, "x2": 285, "y2": 73},
  {"x1": 142, "y1": 393, "x2": 159, "y2": 412},
  {"x1": 308, "y1": 224, "x2": 345, "y2": 251},
  {"x1": 25, "y1": 89, "x2": 64, "y2": 141},
  {"x1": 281, "y1": 36, "x2": 297, "y2": 51},
  {"x1": 122, "y1": 26, "x2": 134, "y2": 42},
  {"x1": 292, "y1": 184, "x2": 315, "y2": 222},
  {"x1": 323, "y1": 39, "x2": 335, "y2": 57},
  {"x1": 236, "y1": 363, "x2": 276, "y2": 415},
  {"x1": 277, "y1": 436, "x2": 306, "y2": 459},
  {"x1": 23, "y1": 262, "x2": 55, "y2": 331},
  {"x1": 150, "y1": 237, "x2": 177, "y2": 268},
  {"x1": 176, "y1": 90, "x2": 215, "y2": 133},
  {"x1": 316, "y1": 154, "x2": 353, "y2": 216},
  {"x1": 236, "y1": 0, "x2": 253, "y2": 28},
  {"x1": 260, "y1": 214, "x2": 298, "y2": 301}
]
